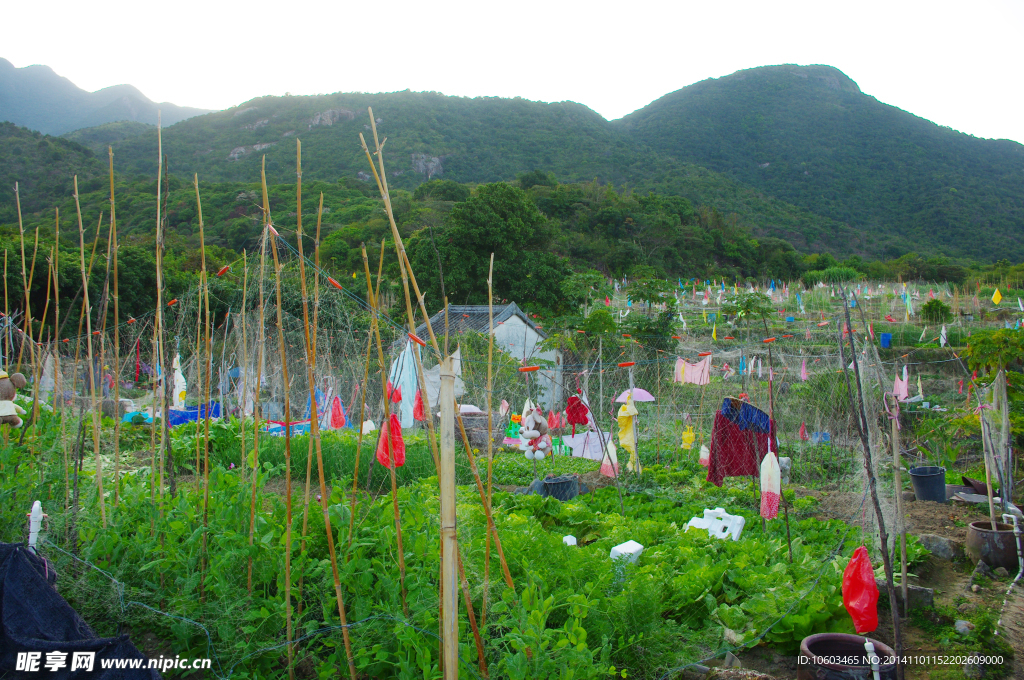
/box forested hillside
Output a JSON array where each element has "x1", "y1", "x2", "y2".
[{"x1": 616, "y1": 64, "x2": 1024, "y2": 261}]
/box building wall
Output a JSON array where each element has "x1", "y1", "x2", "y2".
[{"x1": 494, "y1": 316, "x2": 562, "y2": 410}]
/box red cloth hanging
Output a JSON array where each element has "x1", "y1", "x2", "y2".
[
  {"x1": 413, "y1": 389, "x2": 425, "y2": 422},
  {"x1": 565, "y1": 395, "x2": 589, "y2": 436},
  {"x1": 375, "y1": 414, "x2": 406, "y2": 468},
  {"x1": 842, "y1": 546, "x2": 879, "y2": 633},
  {"x1": 331, "y1": 397, "x2": 346, "y2": 429},
  {"x1": 799, "y1": 422, "x2": 809, "y2": 441},
  {"x1": 706, "y1": 410, "x2": 776, "y2": 487}
]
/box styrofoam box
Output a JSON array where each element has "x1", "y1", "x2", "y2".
[
  {"x1": 685, "y1": 507, "x2": 745, "y2": 541},
  {"x1": 609, "y1": 540, "x2": 644, "y2": 563}
]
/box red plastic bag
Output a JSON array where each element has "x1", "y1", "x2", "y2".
[
  {"x1": 375, "y1": 414, "x2": 406, "y2": 468},
  {"x1": 842, "y1": 546, "x2": 879, "y2": 633},
  {"x1": 413, "y1": 389, "x2": 425, "y2": 422},
  {"x1": 330, "y1": 397, "x2": 346, "y2": 429}
]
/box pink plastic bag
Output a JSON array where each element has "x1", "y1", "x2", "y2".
[
  {"x1": 842, "y1": 546, "x2": 879, "y2": 633},
  {"x1": 760, "y1": 451, "x2": 780, "y2": 520}
]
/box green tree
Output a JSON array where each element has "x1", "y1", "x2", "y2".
[{"x1": 560, "y1": 269, "x2": 611, "y2": 316}]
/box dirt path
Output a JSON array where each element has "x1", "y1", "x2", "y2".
[{"x1": 996, "y1": 579, "x2": 1024, "y2": 679}]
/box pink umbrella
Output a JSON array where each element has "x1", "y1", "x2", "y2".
[{"x1": 614, "y1": 388, "x2": 655, "y2": 403}]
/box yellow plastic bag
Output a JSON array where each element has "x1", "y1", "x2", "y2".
[{"x1": 681, "y1": 426, "x2": 696, "y2": 450}]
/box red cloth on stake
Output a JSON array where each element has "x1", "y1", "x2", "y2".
[
  {"x1": 375, "y1": 414, "x2": 406, "y2": 468},
  {"x1": 413, "y1": 389, "x2": 425, "y2": 421},
  {"x1": 565, "y1": 395, "x2": 589, "y2": 435},
  {"x1": 706, "y1": 410, "x2": 777, "y2": 486}
]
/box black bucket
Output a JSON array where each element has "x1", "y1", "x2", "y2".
[
  {"x1": 909, "y1": 466, "x2": 947, "y2": 503},
  {"x1": 543, "y1": 474, "x2": 580, "y2": 501},
  {"x1": 798, "y1": 634, "x2": 897, "y2": 680}
]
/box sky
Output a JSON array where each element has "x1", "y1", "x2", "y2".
[{"x1": 6, "y1": 0, "x2": 1024, "y2": 143}]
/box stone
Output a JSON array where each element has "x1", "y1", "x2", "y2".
[
  {"x1": 722, "y1": 628, "x2": 744, "y2": 646},
  {"x1": 917, "y1": 533, "x2": 963, "y2": 560},
  {"x1": 963, "y1": 653, "x2": 987, "y2": 678},
  {"x1": 902, "y1": 491, "x2": 916, "y2": 502},
  {"x1": 778, "y1": 457, "x2": 791, "y2": 484},
  {"x1": 994, "y1": 567, "x2": 1010, "y2": 578},
  {"x1": 957, "y1": 602, "x2": 975, "y2": 614},
  {"x1": 955, "y1": 619, "x2": 976, "y2": 635},
  {"x1": 723, "y1": 651, "x2": 742, "y2": 668},
  {"x1": 971, "y1": 584, "x2": 981, "y2": 593},
  {"x1": 876, "y1": 579, "x2": 934, "y2": 611},
  {"x1": 974, "y1": 560, "x2": 993, "y2": 578}
]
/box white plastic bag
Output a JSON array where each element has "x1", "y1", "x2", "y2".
[
  {"x1": 698, "y1": 444, "x2": 710, "y2": 468},
  {"x1": 760, "y1": 449, "x2": 781, "y2": 520}
]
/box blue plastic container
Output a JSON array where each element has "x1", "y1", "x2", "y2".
[
  {"x1": 880, "y1": 333, "x2": 892, "y2": 348},
  {"x1": 785, "y1": 316, "x2": 795, "y2": 322}
]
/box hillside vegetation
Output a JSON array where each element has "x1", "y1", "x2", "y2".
[{"x1": 617, "y1": 64, "x2": 1024, "y2": 261}]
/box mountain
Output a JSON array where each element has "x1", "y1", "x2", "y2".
[
  {"x1": 4, "y1": 62, "x2": 1023, "y2": 263},
  {"x1": 0, "y1": 58, "x2": 208, "y2": 135},
  {"x1": 615, "y1": 64, "x2": 1024, "y2": 262},
  {"x1": 61, "y1": 91, "x2": 856, "y2": 254}
]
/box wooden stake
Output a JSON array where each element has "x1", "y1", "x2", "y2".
[
  {"x1": 247, "y1": 207, "x2": 269, "y2": 593},
  {"x1": 72, "y1": 175, "x2": 106, "y2": 527},
  {"x1": 195, "y1": 174, "x2": 214, "y2": 603},
  {"x1": 439, "y1": 356, "x2": 458, "y2": 680},
  {"x1": 14, "y1": 182, "x2": 31, "y2": 374},
  {"x1": 53, "y1": 209, "x2": 68, "y2": 509},
  {"x1": 482, "y1": 252, "x2": 494, "y2": 630},
  {"x1": 838, "y1": 288, "x2": 902, "y2": 680},
  {"x1": 360, "y1": 244, "x2": 410, "y2": 617},
  {"x1": 889, "y1": 394, "x2": 908, "y2": 617},
  {"x1": 294, "y1": 152, "x2": 356, "y2": 676},
  {"x1": 109, "y1": 147, "x2": 122, "y2": 508},
  {"x1": 239, "y1": 251, "x2": 248, "y2": 480},
  {"x1": 263, "y1": 159, "x2": 296, "y2": 680}
]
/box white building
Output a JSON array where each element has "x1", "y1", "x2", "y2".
[{"x1": 414, "y1": 303, "x2": 563, "y2": 409}]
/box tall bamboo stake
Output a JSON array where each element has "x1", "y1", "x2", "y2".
[
  {"x1": 14, "y1": 182, "x2": 31, "y2": 373},
  {"x1": 439, "y1": 356, "x2": 458, "y2": 680},
  {"x1": 838, "y1": 290, "x2": 902, "y2": 680},
  {"x1": 21, "y1": 224, "x2": 41, "y2": 380},
  {"x1": 294, "y1": 151, "x2": 356, "y2": 676},
  {"x1": 195, "y1": 174, "x2": 214, "y2": 602},
  {"x1": 348, "y1": 245, "x2": 383, "y2": 551},
  {"x1": 482, "y1": 252, "x2": 495, "y2": 630},
  {"x1": 154, "y1": 114, "x2": 173, "y2": 500},
  {"x1": 53, "y1": 209, "x2": 68, "y2": 508},
  {"x1": 29, "y1": 247, "x2": 53, "y2": 429},
  {"x1": 4, "y1": 250, "x2": 8, "y2": 371},
  {"x1": 360, "y1": 244, "x2": 410, "y2": 618},
  {"x1": 247, "y1": 197, "x2": 270, "y2": 594},
  {"x1": 109, "y1": 147, "x2": 122, "y2": 508},
  {"x1": 239, "y1": 251, "x2": 248, "y2": 481},
  {"x1": 455, "y1": 401, "x2": 514, "y2": 591},
  {"x1": 264, "y1": 164, "x2": 295, "y2": 680},
  {"x1": 73, "y1": 176, "x2": 106, "y2": 527},
  {"x1": 888, "y1": 394, "x2": 908, "y2": 617}
]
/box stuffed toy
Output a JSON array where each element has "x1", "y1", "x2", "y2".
[
  {"x1": 0, "y1": 371, "x2": 28, "y2": 427},
  {"x1": 519, "y1": 406, "x2": 551, "y2": 460}
]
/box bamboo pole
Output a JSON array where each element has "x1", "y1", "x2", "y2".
[
  {"x1": 482, "y1": 252, "x2": 495, "y2": 630},
  {"x1": 837, "y1": 289, "x2": 902, "y2": 680},
  {"x1": 293, "y1": 151, "x2": 356, "y2": 675},
  {"x1": 239, "y1": 251, "x2": 248, "y2": 481},
  {"x1": 888, "y1": 394, "x2": 908, "y2": 618},
  {"x1": 263, "y1": 160, "x2": 296, "y2": 679},
  {"x1": 14, "y1": 182, "x2": 31, "y2": 374},
  {"x1": 72, "y1": 175, "x2": 106, "y2": 527},
  {"x1": 348, "y1": 245, "x2": 384, "y2": 550},
  {"x1": 454, "y1": 401, "x2": 514, "y2": 590},
  {"x1": 29, "y1": 248, "x2": 53, "y2": 428},
  {"x1": 154, "y1": 115, "x2": 174, "y2": 500},
  {"x1": 53, "y1": 209, "x2": 68, "y2": 508},
  {"x1": 4, "y1": 250, "x2": 8, "y2": 371},
  {"x1": 109, "y1": 147, "x2": 122, "y2": 508},
  {"x1": 458, "y1": 550, "x2": 488, "y2": 678},
  {"x1": 360, "y1": 244, "x2": 410, "y2": 617},
  {"x1": 21, "y1": 224, "x2": 41, "y2": 379},
  {"x1": 195, "y1": 174, "x2": 214, "y2": 603},
  {"x1": 247, "y1": 195, "x2": 269, "y2": 594},
  {"x1": 439, "y1": 356, "x2": 458, "y2": 680}
]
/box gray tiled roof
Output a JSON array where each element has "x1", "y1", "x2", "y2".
[{"x1": 414, "y1": 303, "x2": 547, "y2": 342}]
